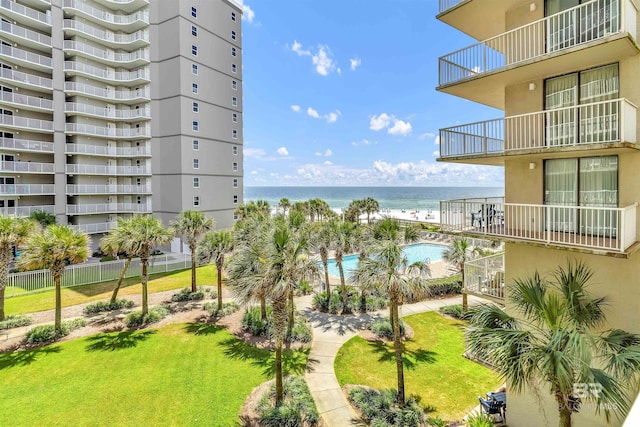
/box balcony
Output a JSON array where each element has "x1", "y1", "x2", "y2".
[
  {"x1": 65, "y1": 143, "x2": 151, "y2": 157},
  {"x1": 0, "y1": 44, "x2": 52, "y2": 72},
  {"x1": 67, "y1": 203, "x2": 152, "y2": 215},
  {"x1": 0, "y1": 0, "x2": 51, "y2": 31},
  {"x1": 0, "y1": 21, "x2": 51, "y2": 52},
  {"x1": 439, "y1": 98, "x2": 638, "y2": 164},
  {"x1": 464, "y1": 253, "x2": 505, "y2": 303},
  {"x1": 440, "y1": 197, "x2": 638, "y2": 254},
  {"x1": 92, "y1": 0, "x2": 149, "y2": 14},
  {"x1": 438, "y1": 0, "x2": 639, "y2": 109},
  {"x1": 0, "y1": 137, "x2": 53, "y2": 153},
  {"x1": 65, "y1": 164, "x2": 151, "y2": 176},
  {"x1": 64, "y1": 82, "x2": 150, "y2": 104},
  {"x1": 62, "y1": 0, "x2": 149, "y2": 32},
  {"x1": 65, "y1": 103, "x2": 151, "y2": 122},
  {"x1": 0, "y1": 204, "x2": 54, "y2": 217},
  {"x1": 65, "y1": 123, "x2": 151, "y2": 139},
  {"x1": 66, "y1": 184, "x2": 152, "y2": 195},
  {"x1": 0, "y1": 184, "x2": 55, "y2": 195},
  {"x1": 0, "y1": 115, "x2": 53, "y2": 133},
  {"x1": 63, "y1": 41, "x2": 149, "y2": 68},
  {"x1": 0, "y1": 68, "x2": 52, "y2": 92},
  {"x1": 0, "y1": 160, "x2": 54, "y2": 174},
  {"x1": 0, "y1": 91, "x2": 53, "y2": 112},
  {"x1": 64, "y1": 61, "x2": 150, "y2": 86},
  {"x1": 62, "y1": 19, "x2": 149, "y2": 50},
  {"x1": 71, "y1": 221, "x2": 117, "y2": 234}
]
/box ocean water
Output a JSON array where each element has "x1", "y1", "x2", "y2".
[{"x1": 244, "y1": 187, "x2": 504, "y2": 211}]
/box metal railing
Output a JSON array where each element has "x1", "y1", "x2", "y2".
[
  {"x1": 65, "y1": 143, "x2": 151, "y2": 157},
  {"x1": 67, "y1": 203, "x2": 151, "y2": 215},
  {"x1": 439, "y1": 98, "x2": 637, "y2": 157},
  {"x1": 65, "y1": 123, "x2": 151, "y2": 138},
  {"x1": 0, "y1": 44, "x2": 52, "y2": 68},
  {"x1": 440, "y1": 197, "x2": 638, "y2": 252},
  {"x1": 439, "y1": 0, "x2": 631, "y2": 86},
  {"x1": 0, "y1": 184, "x2": 55, "y2": 195},
  {"x1": 0, "y1": 91, "x2": 53, "y2": 111},
  {"x1": 0, "y1": 0, "x2": 51, "y2": 26},
  {"x1": 0, "y1": 204, "x2": 54, "y2": 217},
  {"x1": 64, "y1": 82, "x2": 150, "y2": 101},
  {"x1": 0, "y1": 137, "x2": 53, "y2": 153},
  {"x1": 0, "y1": 115, "x2": 53, "y2": 132},
  {"x1": 0, "y1": 68, "x2": 52, "y2": 89},
  {"x1": 71, "y1": 221, "x2": 117, "y2": 234},
  {"x1": 64, "y1": 41, "x2": 149, "y2": 63},
  {"x1": 65, "y1": 103, "x2": 151, "y2": 120},
  {"x1": 64, "y1": 61, "x2": 150, "y2": 82},
  {"x1": 62, "y1": 0, "x2": 149, "y2": 25},
  {"x1": 6, "y1": 253, "x2": 191, "y2": 298},
  {"x1": 464, "y1": 253, "x2": 505, "y2": 301},
  {"x1": 66, "y1": 184, "x2": 152, "y2": 194},
  {"x1": 66, "y1": 164, "x2": 151, "y2": 175},
  {"x1": 439, "y1": 0, "x2": 466, "y2": 14},
  {"x1": 62, "y1": 19, "x2": 149, "y2": 45},
  {"x1": 0, "y1": 160, "x2": 54, "y2": 173},
  {"x1": 0, "y1": 20, "x2": 51, "y2": 47}
]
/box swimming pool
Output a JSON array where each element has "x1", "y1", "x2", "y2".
[{"x1": 323, "y1": 243, "x2": 446, "y2": 277}]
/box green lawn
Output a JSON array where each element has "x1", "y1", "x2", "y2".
[
  {"x1": 334, "y1": 311, "x2": 500, "y2": 421},
  {"x1": 0, "y1": 322, "x2": 309, "y2": 426},
  {"x1": 5, "y1": 266, "x2": 218, "y2": 315}
]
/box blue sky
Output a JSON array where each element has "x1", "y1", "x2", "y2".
[{"x1": 239, "y1": 1, "x2": 504, "y2": 187}]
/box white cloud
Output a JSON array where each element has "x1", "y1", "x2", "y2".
[
  {"x1": 277, "y1": 147, "x2": 289, "y2": 156},
  {"x1": 324, "y1": 110, "x2": 341, "y2": 123},
  {"x1": 290, "y1": 41, "x2": 337, "y2": 76},
  {"x1": 250, "y1": 170, "x2": 258, "y2": 175},
  {"x1": 291, "y1": 40, "x2": 310, "y2": 56},
  {"x1": 419, "y1": 132, "x2": 435, "y2": 140},
  {"x1": 369, "y1": 113, "x2": 392, "y2": 131},
  {"x1": 432, "y1": 150, "x2": 440, "y2": 158},
  {"x1": 352, "y1": 139, "x2": 373, "y2": 147},
  {"x1": 434, "y1": 135, "x2": 440, "y2": 145},
  {"x1": 291, "y1": 104, "x2": 301, "y2": 113},
  {"x1": 370, "y1": 113, "x2": 412, "y2": 136},
  {"x1": 350, "y1": 58, "x2": 361, "y2": 71},
  {"x1": 306, "y1": 107, "x2": 320, "y2": 119},
  {"x1": 240, "y1": 3, "x2": 255, "y2": 23},
  {"x1": 324, "y1": 160, "x2": 333, "y2": 165},
  {"x1": 244, "y1": 148, "x2": 266, "y2": 158},
  {"x1": 324, "y1": 149, "x2": 333, "y2": 157},
  {"x1": 388, "y1": 119, "x2": 412, "y2": 136}
]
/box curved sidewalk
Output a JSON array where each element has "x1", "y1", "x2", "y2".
[{"x1": 300, "y1": 294, "x2": 485, "y2": 427}]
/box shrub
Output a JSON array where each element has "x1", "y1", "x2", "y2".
[
  {"x1": 368, "y1": 318, "x2": 406, "y2": 340},
  {"x1": 348, "y1": 386, "x2": 425, "y2": 427},
  {"x1": 466, "y1": 413, "x2": 495, "y2": 427},
  {"x1": 171, "y1": 288, "x2": 205, "y2": 302},
  {"x1": 25, "y1": 319, "x2": 87, "y2": 344},
  {"x1": 365, "y1": 296, "x2": 388, "y2": 312},
  {"x1": 83, "y1": 299, "x2": 135, "y2": 315},
  {"x1": 296, "y1": 280, "x2": 313, "y2": 296},
  {"x1": 285, "y1": 316, "x2": 312, "y2": 343},
  {"x1": 426, "y1": 417, "x2": 447, "y2": 427},
  {"x1": 406, "y1": 275, "x2": 462, "y2": 303},
  {"x1": 242, "y1": 306, "x2": 312, "y2": 343},
  {"x1": 0, "y1": 314, "x2": 33, "y2": 330},
  {"x1": 242, "y1": 306, "x2": 271, "y2": 336},
  {"x1": 203, "y1": 301, "x2": 239, "y2": 317},
  {"x1": 439, "y1": 304, "x2": 464, "y2": 319},
  {"x1": 99, "y1": 255, "x2": 117, "y2": 262},
  {"x1": 257, "y1": 376, "x2": 319, "y2": 426},
  {"x1": 124, "y1": 305, "x2": 170, "y2": 328},
  {"x1": 312, "y1": 292, "x2": 330, "y2": 312},
  {"x1": 328, "y1": 292, "x2": 342, "y2": 314}
]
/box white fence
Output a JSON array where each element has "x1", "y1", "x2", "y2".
[
  {"x1": 6, "y1": 253, "x2": 192, "y2": 298},
  {"x1": 464, "y1": 253, "x2": 505, "y2": 301}
]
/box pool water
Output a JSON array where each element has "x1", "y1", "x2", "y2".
[{"x1": 323, "y1": 243, "x2": 446, "y2": 277}]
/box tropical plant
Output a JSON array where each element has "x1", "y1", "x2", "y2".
[
  {"x1": 0, "y1": 216, "x2": 36, "y2": 321},
  {"x1": 332, "y1": 220, "x2": 357, "y2": 312},
  {"x1": 345, "y1": 199, "x2": 364, "y2": 223},
  {"x1": 29, "y1": 210, "x2": 55, "y2": 227},
  {"x1": 278, "y1": 197, "x2": 291, "y2": 216},
  {"x1": 444, "y1": 237, "x2": 480, "y2": 312},
  {"x1": 362, "y1": 197, "x2": 380, "y2": 224},
  {"x1": 100, "y1": 216, "x2": 137, "y2": 304},
  {"x1": 352, "y1": 218, "x2": 431, "y2": 406},
  {"x1": 17, "y1": 225, "x2": 90, "y2": 332},
  {"x1": 235, "y1": 200, "x2": 271, "y2": 220},
  {"x1": 310, "y1": 221, "x2": 334, "y2": 298},
  {"x1": 351, "y1": 224, "x2": 373, "y2": 311},
  {"x1": 199, "y1": 230, "x2": 233, "y2": 311},
  {"x1": 171, "y1": 210, "x2": 215, "y2": 292},
  {"x1": 466, "y1": 261, "x2": 640, "y2": 427}
]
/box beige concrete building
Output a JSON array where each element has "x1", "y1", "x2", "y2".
[
  {"x1": 0, "y1": 0, "x2": 242, "y2": 247},
  {"x1": 436, "y1": 0, "x2": 640, "y2": 425}
]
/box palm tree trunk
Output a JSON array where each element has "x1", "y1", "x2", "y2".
[
  {"x1": 217, "y1": 265, "x2": 223, "y2": 311},
  {"x1": 288, "y1": 287, "x2": 295, "y2": 331},
  {"x1": 391, "y1": 295, "x2": 405, "y2": 406},
  {"x1": 190, "y1": 244, "x2": 197, "y2": 293},
  {"x1": 555, "y1": 390, "x2": 572, "y2": 427},
  {"x1": 322, "y1": 260, "x2": 331, "y2": 298},
  {"x1": 0, "y1": 245, "x2": 11, "y2": 321},
  {"x1": 461, "y1": 267, "x2": 468, "y2": 312},
  {"x1": 260, "y1": 294, "x2": 267, "y2": 320},
  {"x1": 0, "y1": 286, "x2": 5, "y2": 322},
  {"x1": 54, "y1": 276, "x2": 62, "y2": 332},
  {"x1": 141, "y1": 257, "x2": 149, "y2": 315},
  {"x1": 110, "y1": 257, "x2": 132, "y2": 304},
  {"x1": 337, "y1": 260, "x2": 348, "y2": 313},
  {"x1": 272, "y1": 296, "x2": 287, "y2": 405},
  {"x1": 360, "y1": 288, "x2": 367, "y2": 312}
]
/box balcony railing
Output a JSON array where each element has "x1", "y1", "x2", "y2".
[
  {"x1": 66, "y1": 184, "x2": 152, "y2": 194},
  {"x1": 439, "y1": 0, "x2": 466, "y2": 14},
  {"x1": 65, "y1": 143, "x2": 151, "y2": 157},
  {"x1": 0, "y1": 184, "x2": 55, "y2": 195},
  {"x1": 0, "y1": 44, "x2": 52, "y2": 69},
  {"x1": 0, "y1": 160, "x2": 54, "y2": 173},
  {"x1": 64, "y1": 82, "x2": 150, "y2": 101},
  {"x1": 65, "y1": 123, "x2": 151, "y2": 139},
  {"x1": 67, "y1": 203, "x2": 152, "y2": 215},
  {"x1": 464, "y1": 253, "x2": 505, "y2": 301},
  {"x1": 65, "y1": 103, "x2": 151, "y2": 120},
  {"x1": 0, "y1": 204, "x2": 54, "y2": 217},
  {"x1": 71, "y1": 221, "x2": 117, "y2": 234},
  {"x1": 63, "y1": 41, "x2": 149, "y2": 65},
  {"x1": 0, "y1": 91, "x2": 53, "y2": 111},
  {"x1": 0, "y1": 0, "x2": 51, "y2": 26},
  {"x1": 62, "y1": 0, "x2": 149, "y2": 27},
  {"x1": 0, "y1": 68, "x2": 52, "y2": 90},
  {"x1": 0, "y1": 137, "x2": 53, "y2": 153},
  {"x1": 64, "y1": 61, "x2": 150, "y2": 83},
  {"x1": 0, "y1": 20, "x2": 52, "y2": 48},
  {"x1": 439, "y1": 0, "x2": 634, "y2": 86},
  {"x1": 440, "y1": 197, "x2": 638, "y2": 252},
  {"x1": 66, "y1": 164, "x2": 151, "y2": 175},
  {"x1": 62, "y1": 19, "x2": 149, "y2": 46},
  {"x1": 439, "y1": 98, "x2": 637, "y2": 158},
  {"x1": 0, "y1": 115, "x2": 53, "y2": 133}
]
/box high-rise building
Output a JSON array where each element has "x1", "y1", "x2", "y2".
[
  {"x1": 436, "y1": 0, "x2": 639, "y2": 425},
  {"x1": 0, "y1": 0, "x2": 242, "y2": 247}
]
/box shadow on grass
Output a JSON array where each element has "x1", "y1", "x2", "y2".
[
  {"x1": 182, "y1": 322, "x2": 224, "y2": 336},
  {"x1": 0, "y1": 345, "x2": 62, "y2": 369},
  {"x1": 70, "y1": 270, "x2": 179, "y2": 297},
  {"x1": 85, "y1": 330, "x2": 156, "y2": 352},
  {"x1": 369, "y1": 341, "x2": 437, "y2": 370},
  {"x1": 220, "y1": 338, "x2": 314, "y2": 378}
]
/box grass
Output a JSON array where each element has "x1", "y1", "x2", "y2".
[
  {"x1": 5, "y1": 266, "x2": 217, "y2": 315},
  {"x1": 334, "y1": 311, "x2": 500, "y2": 421},
  {"x1": 0, "y1": 322, "x2": 309, "y2": 426}
]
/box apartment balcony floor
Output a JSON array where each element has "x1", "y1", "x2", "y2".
[
  {"x1": 0, "y1": 21, "x2": 52, "y2": 53},
  {"x1": 0, "y1": 68, "x2": 52, "y2": 93},
  {"x1": 437, "y1": 0, "x2": 523, "y2": 41},
  {"x1": 62, "y1": 0, "x2": 149, "y2": 33},
  {"x1": 62, "y1": 19, "x2": 150, "y2": 51},
  {"x1": 0, "y1": 0, "x2": 52, "y2": 32},
  {"x1": 92, "y1": 0, "x2": 149, "y2": 14}
]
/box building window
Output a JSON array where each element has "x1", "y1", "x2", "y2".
[
  {"x1": 233, "y1": 146, "x2": 238, "y2": 155},
  {"x1": 192, "y1": 102, "x2": 199, "y2": 113},
  {"x1": 192, "y1": 121, "x2": 199, "y2": 131},
  {"x1": 231, "y1": 11, "x2": 236, "y2": 21},
  {"x1": 232, "y1": 113, "x2": 238, "y2": 123},
  {"x1": 234, "y1": 212, "x2": 238, "y2": 220},
  {"x1": 231, "y1": 64, "x2": 237, "y2": 74},
  {"x1": 191, "y1": 6, "x2": 197, "y2": 17},
  {"x1": 232, "y1": 162, "x2": 238, "y2": 172},
  {"x1": 231, "y1": 30, "x2": 236, "y2": 40},
  {"x1": 232, "y1": 80, "x2": 237, "y2": 90},
  {"x1": 233, "y1": 195, "x2": 238, "y2": 204},
  {"x1": 193, "y1": 159, "x2": 199, "y2": 169},
  {"x1": 192, "y1": 139, "x2": 199, "y2": 150},
  {"x1": 233, "y1": 178, "x2": 238, "y2": 188},
  {"x1": 193, "y1": 196, "x2": 200, "y2": 207},
  {"x1": 191, "y1": 25, "x2": 198, "y2": 37},
  {"x1": 231, "y1": 47, "x2": 237, "y2": 57},
  {"x1": 192, "y1": 83, "x2": 198, "y2": 93},
  {"x1": 232, "y1": 129, "x2": 238, "y2": 139},
  {"x1": 191, "y1": 45, "x2": 198, "y2": 56},
  {"x1": 193, "y1": 177, "x2": 200, "y2": 188},
  {"x1": 232, "y1": 97, "x2": 237, "y2": 107},
  {"x1": 192, "y1": 64, "x2": 198, "y2": 75}
]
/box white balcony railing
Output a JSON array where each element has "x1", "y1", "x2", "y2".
[
  {"x1": 64, "y1": 82, "x2": 150, "y2": 101},
  {"x1": 0, "y1": 160, "x2": 54, "y2": 173},
  {"x1": 63, "y1": 40, "x2": 149, "y2": 64},
  {"x1": 0, "y1": 44, "x2": 52, "y2": 68},
  {"x1": 0, "y1": 68, "x2": 52, "y2": 90},
  {"x1": 66, "y1": 184, "x2": 152, "y2": 194},
  {"x1": 65, "y1": 143, "x2": 151, "y2": 157},
  {"x1": 0, "y1": 204, "x2": 54, "y2": 217},
  {"x1": 0, "y1": 184, "x2": 55, "y2": 195},
  {"x1": 439, "y1": 0, "x2": 466, "y2": 14},
  {"x1": 464, "y1": 253, "x2": 505, "y2": 301},
  {"x1": 65, "y1": 103, "x2": 151, "y2": 120},
  {"x1": 440, "y1": 98, "x2": 637, "y2": 157},
  {"x1": 0, "y1": 0, "x2": 51, "y2": 26},
  {"x1": 440, "y1": 197, "x2": 638, "y2": 252},
  {"x1": 63, "y1": 61, "x2": 150, "y2": 82},
  {"x1": 0, "y1": 20, "x2": 52, "y2": 47},
  {"x1": 0, "y1": 91, "x2": 53, "y2": 111},
  {"x1": 0, "y1": 115, "x2": 53, "y2": 132},
  {"x1": 71, "y1": 221, "x2": 118, "y2": 234},
  {"x1": 0, "y1": 137, "x2": 54, "y2": 153},
  {"x1": 62, "y1": 20, "x2": 149, "y2": 45},
  {"x1": 66, "y1": 164, "x2": 151, "y2": 175},
  {"x1": 439, "y1": 0, "x2": 634, "y2": 86},
  {"x1": 65, "y1": 123, "x2": 151, "y2": 138},
  {"x1": 67, "y1": 203, "x2": 151, "y2": 215},
  {"x1": 62, "y1": 0, "x2": 149, "y2": 26}
]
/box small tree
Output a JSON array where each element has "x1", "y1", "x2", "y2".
[
  {"x1": 311, "y1": 221, "x2": 334, "y2": 298},
  {"x1": 444, "y1": 237, "x2": 479, "y2": 312},
  {"x1": 198, "y1": 230, "x2": 233, "y2": 311},
  {"x1": 171, "y1": 210, "x2": 215, "y2": 292},
  {"x1": 29, "y1": 210, "x2": 55, "y2": 228},
  {"x1": 100, "y1": 216, "x2": 138, "y2": 303},
  {"x1": 362, "y1": 197, "x2": 380, "y2": 224},
  {"x1": 332, "y1": 221, "x2": 357, "y2": 312}
]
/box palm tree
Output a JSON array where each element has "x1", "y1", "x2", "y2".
[
  {"x1": 351, "y1": 224, "x2": 372, "y2": 311},
  {"x1": 171, "y1": 210, "x2": 215, "y2": 292},
  {"x1": 345, "y1": 199, "x2": 364, "y2": 223},
  {"x1": 466, "y1": 261, "x2": 640, "y2": 427},
  {"x1": 198, "y1": 230, "x2": 233, "y2": 311},
  {"x1": 353, "y1": 220, "x2": 431, "y2": 406},
  {"x1": 311, "y1": 221, "x2": 334, "y2": 298},
  {"x1": 278, "y1": 198, "x2": 291, "y2": 216},
  {"x1": 17, "y1": 225, "x2": 90, "y2": 332},
  {"x1": 126, "y1": 215, "x2": 174, "y2": 315},
  {"x1": 363, "y1": 197, "x2": 380, "y2": 224},
  {"x1": 100, "y1": 216, "x2": 137, "y2": 304},
  {"x1": 332, "y1": 221, "x2": 357, "y2": 312},
  {"x1": 0, "y1": 216, "x2": 37, "y2": 321},
  {"x1": 444, "y1": 237, "x2": 479, "y2": 312}
]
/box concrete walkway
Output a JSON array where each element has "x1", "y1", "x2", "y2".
[{"x1": 299, "y1": 293, "x2": 486, "y2": 427}]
